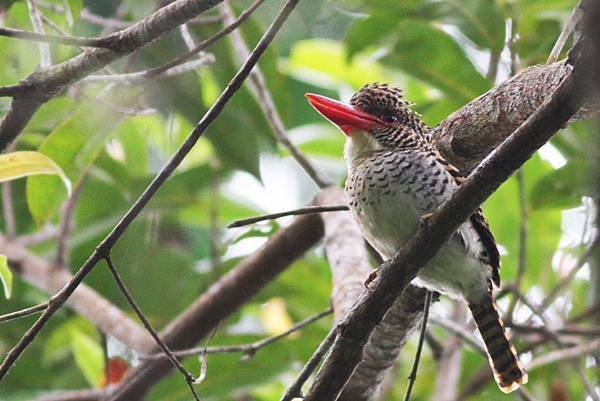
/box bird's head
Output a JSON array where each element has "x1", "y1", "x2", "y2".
[{"x1": 306, "y1": 83, "x2": 428, "y2": 164}]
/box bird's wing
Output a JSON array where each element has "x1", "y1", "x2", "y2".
[
  {"x1": 469, "y1": 209, "x2": 501, "y2": 286},
  {"x1": 436, "y1": 153, "x2": 501, "y2": 286}
]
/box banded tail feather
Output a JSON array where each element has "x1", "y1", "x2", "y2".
[{"x1": 469, "y1": 296, "x2": 528, "y2": 393}]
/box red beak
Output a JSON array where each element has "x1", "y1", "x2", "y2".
[{"x1": 305, "y1": 93, "x2": 382, "y2": 135}]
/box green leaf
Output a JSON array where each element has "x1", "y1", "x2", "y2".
[
  {"x1": 0, "y1": 151, "x2": 71, "y2": 195},
  {"x1": 284, "y1": 39, "x2": 389, "y2": 89},
  {"x1": 384, "y1": 21, "x2": 490, "y2": 103},
  {"x1": 63, "y1": 0, "x2": 83, "y2": 26},
  {"x1": 530, "y1": 162, "x2": 588, "y2": 210},
  {"x1": 0, "y1": 254, "x2": 12, "y2": 299},
  {"x1": 440, "y1": 0, "x2": 506, "y2": 52},
  {"x1": 70, "y1": 328, "x2": 104, "y2": 387},
  {"x1": 26, "y1": 103, "x2": 120, "y2": 224}
]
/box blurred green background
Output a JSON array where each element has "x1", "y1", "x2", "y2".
[{"x1": 0, "y1": 0, "x2": 597, "y2": 400}]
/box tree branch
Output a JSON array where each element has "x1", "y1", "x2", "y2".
[
  {"x1": 144, "y1": 0, "x2": 266, "y2": 78},
  {"x1": 0, "y1": 26, "x2": 117, "y2": 47},
  {"x1": 220, "y1": 0, "x2": 333, "y2": 188},
  {"x1": 108, "y1": 202, "x2": 322, "y2": 400},
  {"x1": 302, "y1": 4, "x2": 599, "y2": 396},
  {"x1": 82, "y1": 56, "x2": 214, "y2": 83},
  {"x1": 315, "y1": 188, "x2": 427, "y2": 401},
  {"x1": 26, "y1": 0, "x2": 51, "y2": 66},
  {"x1": 228, "y1": 205, "x2": 348, "y2": 228},
  {"x1": 0, "y1": 0, "x2": 225, "y2": 150},
  {"x1": 431, "y1": 62, "x2": 599, "y2": 172},
  {"x1": 0, "y1": 0, "x2": 300, "y2": 381},
  {"x1": 0, "y1": 235, "x2": 153, "y2": 351},
  {"x1": 140, "y1": 306, "x2": 332, "y2": 360}
]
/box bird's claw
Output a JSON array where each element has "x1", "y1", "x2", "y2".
[
  {"x1": 364, "y1": 269, "x2": 379, "y2": 288},
  {"x1": 420, "y1": 213, "x2": 433, "y2": 228}
]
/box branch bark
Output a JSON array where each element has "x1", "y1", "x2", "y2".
[
  {"x1": 431, "y1": 61, "x2": 599, "y2": 172},
  {"x1": 107, "y1": 205, "x2": 324, "y2": 400},
  {"x1": 316, "y1": 188, "x2": 427, "y2": 401},
  {"x1": 0, "y1": 0, "x2": 299, "y2": 381},
  {"x1": 0, "y1": 235, "x2": 153, "y2": 352},
  {"x1": 302, "y1": 2, "x2": 599, "y2": 396},
  {"x1": 0, "y1": 0, "x2": 225, "y2": 150}
]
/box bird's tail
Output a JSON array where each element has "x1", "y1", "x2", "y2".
[{"x1": 468, "y1": 295, "x2": 528, "y2": 393}]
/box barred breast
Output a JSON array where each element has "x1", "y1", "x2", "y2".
[{"x1": 345, "y1": 149, "x2": 493, "y2": 302}]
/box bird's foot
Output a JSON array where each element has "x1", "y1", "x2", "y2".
[
  {"x1": 364, "y1": 269, "x2": 379, "y2": 288},
  {"x1": 419, "y1": 212, "x2": 433, "y2": 228}
]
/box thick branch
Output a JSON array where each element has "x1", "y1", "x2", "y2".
[
  {"x1": 431, "y1": 61, "x2": 598, "y2": 172},
  {"x1": 107, "y1": 206, "x2": 323, "y2": 400},
  {"x1": 315, "y1": 188, "x2": 427, "y2": 401},
  {"x1": 303, "y1": 10, "x2": 597, "y2": 397},
  {"x1": 0, "y1": 0, "x2": 224, "y2": 150}
]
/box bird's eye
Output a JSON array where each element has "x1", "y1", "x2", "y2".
[{"x1": 382, "y1": 114, "x2": 398, "y2": 124}]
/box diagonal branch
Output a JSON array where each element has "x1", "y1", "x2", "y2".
[
  {"x1": 220, "y1": 0, "x2": 333, "y2": 188},
  {"x1": 145, "y1": 0, "x2": 266, "y2": 78},
  {"x1": 0, "y1": 235, "x2": 153, "y2": 351},
  {"x1": 302, "y1": 4, "x2": 599, "y2": 397},
  {"x1": 0, "y1": 26, "x2": 117, "y2": 47},
  {"x1": 108, "y1": 197, "x2": 323, "y2": 400},
  {"x1": 0, "y1": 0, "x2": 225, "y2": 150},
  {"x1": 314, "y1": 188, "x2": 427, "y2": 401},
  {"x1": 0, "y1": 0, "x2": 300, "y2": 381}
]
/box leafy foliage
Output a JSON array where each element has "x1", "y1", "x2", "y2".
[{"x1": 0, "y1": 0, "x2": 596, "y2": 400}]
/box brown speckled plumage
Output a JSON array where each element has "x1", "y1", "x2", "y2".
[{"x1": 326, "y1": 83, "x2": 527, "y2": 392}]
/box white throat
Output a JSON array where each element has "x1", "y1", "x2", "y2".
[{"x1": 343, "y1": 131, "x2": 382, "y2": 170}]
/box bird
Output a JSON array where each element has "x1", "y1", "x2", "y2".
[{"x1": 306, "y1": 83, "x2": 527, "y2": 393}]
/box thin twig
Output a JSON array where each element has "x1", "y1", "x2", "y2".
[
  {"x1": 0, "y1": 26, "x2": 116, "y2": 48},
  {"x1": 509, "y1": 322, "x2": 600, "y2": 337},
  {"x1": 228, "y1": 205, "x2": 348, "y2": 228},
  {"x1": 26, "y1": 0, "x2": 51, "y2": 66},
  {"x1": 209, "y1": 163, "x2": 222, "y2": 276},
  {"x1": 280, "y1": 328, "x2": 337, "y2": 401},
  {"x1": 0, "y1": 302, "x2": 49, "y2": 323},
  {"x1": 179, "y1": 23, "x2": 198, "y2": 52},
  {"x1": 507, "y1": 170, "x2": 527, "y2": 321},
  {"x1": 189, "y1": 15, "x2": 223, "y2": 25},
  {"x1": 0, "y1": 0, "x2": 300, "y2": 380},
  {"x1": 429, "y1": 315, "x2": 486, "y2": 354},
  {"x1": 486, "y1": 51, "x2": 500, "y2": 82},
  {"x1": 36, "y1": 1, "x2": 131, "y2": 30},
  {"x1": 145, "y1": 0, "x2": 266, "y2": 78},
  {"x1": 55, "y1": 180, "x2": 84, "y2": 268},
  {"x1": 103, "y1": 256, "x2": 200, "y2": 401},
  {"x1": 141, "y1": 306, "x2": 332, "y2": 360},
  {"x1": 221, "y1": 0, "x2": 333, "y2": 189},
  {"x1": 16, "y1": 225, "x2": 58, "y2": 246},
  {"x1": 537, "y1": 234, "x2": 599, "y2": 314},
  {"x1": 548, "y1": 0, "x2": 584, "y2": 64},
  {"x1": 83, "y1": 57, "x2": 214, "y2": 83},
  {"x1": 528, "y1": 339, "x2": 600, "y2": 370},
  {"x1": 403, "y1": 290, "x2": 432, "y2": 401},
  {"x1": 81, "y1": 9, "x2": 131, "y2": 29}
]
